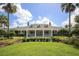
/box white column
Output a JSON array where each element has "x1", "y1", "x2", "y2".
[
  {"x1": 52, "y1": 30, "x2": 53, "y2": 36},
  {"x1": 35, "y1": 30, "x2": 36, "y2": 37},
  {"x1": 26, "y1": 30, "x2": 28, "y2": 37},
  {"x1": 20, "y1": 30, "x2": 22, "y2": 34},
  {"x1": 51, "y1": 30, "x2": 52, "y2": 36},
  {"x1": 43, "y1": 30, "x2": 44, "y2": 37},
  {"x1": 25, "y1": 31, "x2": 27, "y2": 37},
  {"x1": 50, "y1": 30, "x2": 53, "y2": 42}
]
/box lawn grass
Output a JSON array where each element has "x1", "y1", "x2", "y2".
[{"x1": 0, "y1": 42, "x2": 79, "y2": 56}]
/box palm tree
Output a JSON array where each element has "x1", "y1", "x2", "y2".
[
  {"x1": 61, "y1": 3, "x2": 78, "y2": 36},
  {"x1": 2, "y1": 3, "x2": 17, "y2": 38}
]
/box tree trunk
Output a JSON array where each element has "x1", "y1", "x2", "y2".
[
  {"x1": 7, "y1": 12, "x2": 9, "y2": 38},
  {"x1": 69, "y1": 12, "x2": 71, "y2": 37}
]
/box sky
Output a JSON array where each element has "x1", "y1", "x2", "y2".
[
  {"x1": 0, "y1": 3, "x2": 78, "y2": 28},
  {"x1": 21, "y1": 3, "x2": 68, "y2": 26}
]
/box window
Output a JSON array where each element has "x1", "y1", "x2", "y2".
[
  {"x1": 44, "y1": 25, "x2": 48, "y2": 28},
  {"x1": 53, "y1": 30, "x2": 57, "y2": 34},
  {"x1": 37, "y1": 25, "x2": 40, "y2": 28},
  {"x1": 45, "y1": 31, "x2": 49, "y2": 34},
  {"x1": 29, "y1": 25, "x2": 33, "y2": 28}
]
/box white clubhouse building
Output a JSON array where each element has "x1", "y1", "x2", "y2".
[{"x1": 13, "y1": 22, "x2": 62, "y2": 37}]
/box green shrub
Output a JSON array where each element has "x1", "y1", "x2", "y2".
[
  {"x1": 22, "y1": 37, "x2": 52, "y2": 42},
  {"x1": 8, "y1": 30, "x2": 16, "y2": 37},
  {"x1": 57, "y1": 29, "x2": 69, "y2": 36},
  {"x1": 71, "y1": 29, "x2": 79, "y2": 36},
  {"x1": 51, "y1": 36, "x2": 67, "y2": 42},
  {"x1": 0, "y1": 29, "x2": 7, "y2": 37},
  {"x1": 72, "y1": 36, "x2": 79, "y2": 47},
  {"x1": 63, "y1": 36, "x2": 79, "y2": 47},
  {"x1": 63, "y1": 37, "x2": 74, "y2": 44},
  {"x1": 22, "y1": 38, "x2": 26, "y2": 42},
  {"x1": 52, "y1": 38, "x2": 62, "y2": 42}
]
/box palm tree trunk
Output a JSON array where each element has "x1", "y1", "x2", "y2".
[
  {"x1": 69, "y1": 12, "x2": 71, "y2": 37},
  {"x1": 7, "y1": 12, "x2": 9, "y2": 38}
]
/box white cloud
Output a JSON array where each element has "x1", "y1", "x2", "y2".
[
  {"x1": 14, "y1": 4, "x2": 32, "y2": 21},
  {"x1": 0, "y1": 3, "x2": 57, "y2": 28},
  {"x1": 12, "y1": 16, "x2": 57, "y2": 28},
  {"x1": 62, "y1": 7, "x2": 79, "y2": 27},
  {"x1": 11, "y1": 3, "x2": 32, "y2": 28},
  {"x1": 30, "y1": 16, "x2": 57, "y2": 26},
  {"x1": 11, "y1": 3, "x2": 57, "y2": 28},
  {"x1": 13, "y1": 4, "x2": 57, "y2": 27},
  {"x1": 12, "y1": 22, "x2": 17, "y2": 28},
  {"x1": 62, "y1": 15, "x2": 76, "y2": 26}
]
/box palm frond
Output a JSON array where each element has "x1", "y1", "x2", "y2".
[
  {"x1": 2, "y1": 3, "x2": 17, "y2": 13},
  {"x1": 61, "y1": 3, "x2": 76, "y2": 13},
  {"x1": 76, "y1": 3, "x2": 79, "y2": 7},
  {"x1": 61, "y1": 3, "x2": 67, "y2": 12}
]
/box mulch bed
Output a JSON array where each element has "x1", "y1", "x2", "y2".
[{"x1": 0, "y1": 40, "x2": 22, "y2": 48}]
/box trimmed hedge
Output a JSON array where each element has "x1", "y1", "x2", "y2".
[
  {"x1": 22, "y1": 36, "x2": 69, "y2": 42},
  {"x1": 22, "y1": 37, "x2": 52, "y2": 42}
]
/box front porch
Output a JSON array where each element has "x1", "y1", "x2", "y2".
[{"x1": 26, "y1": 30, "x2": 53, "y2": 37}]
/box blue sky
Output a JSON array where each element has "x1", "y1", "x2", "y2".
[
  {"x1": 21, "y1": 3, "x2": 68, "y2": 26},
  {"x1": 0, "y1": 3, "x2": 69, "y2": 27}
]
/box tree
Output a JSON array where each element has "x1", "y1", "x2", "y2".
[
  {"x1": 61, "y1": 3, "x2": 79, "y2": 36},
  {"x1": 74, "y1": 15, "x2": 79, "y2": 23},
  {"x1": 74, "y1": 15, "x2": 79, "y2": 29},
  {"x1": 74, "y1": 24, "x2": 79, "y2": 29},
  {"x1": 70, "y1": 14, "x2": 79, "y2": 47},
  {"x1": 2, "y1": 3, "x2": 17, "y2": 38},
  {"x1": 8, "y1": 30, "x2": 16, "y2": 38},
  {"x1": 0, "y1": 29, "x2": 6, "y2": 36},
  {"x1": 58, "y1": 29, "x2": 69, "y2": 36},
  {"x1": 65, "y1": 24, "x2": 69, "y2": 28},
  {"x1": 71, "y1": 29, "x2": 79, "y2": 36},
  {"x1": 72, "y1": 15, "x2": 79, "y2": 36},
  {"x1": 0, "y1": 14, "x2": 8, "y2": 29}
]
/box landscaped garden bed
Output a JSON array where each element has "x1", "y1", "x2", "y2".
[{"x1": 0, "y1": 37, "x2": 23, "y2": 47}]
